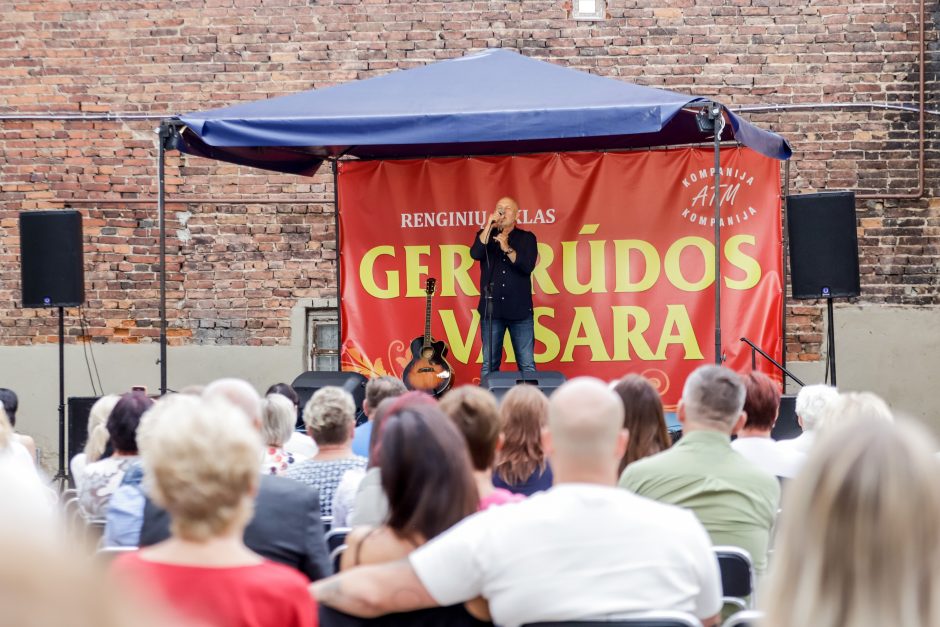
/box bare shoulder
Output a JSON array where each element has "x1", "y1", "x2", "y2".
[
  {"x1": 345, "y1": 525, "x2": 373, "y2": 548},
  {"x1": 348, "y1": 526, "x2": 419, "y2": 569},
  {"x1": 339, "y1": 525, "x2": 372, "y2": 571}
]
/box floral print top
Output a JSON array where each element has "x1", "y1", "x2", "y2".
[
  {"x1": 262, "y1": 446, "x2": 301, "y2": 476},
  {"x1": 78, "y1": 456, "x2": 138, "y2": 519}
]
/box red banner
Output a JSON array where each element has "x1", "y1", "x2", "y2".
[{"x1": 338, "y1": 148, "x2": 781, "y2": 409}]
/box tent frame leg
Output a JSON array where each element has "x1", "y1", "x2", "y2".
[
  {"x1": 156, "y1": 120, "x2": 182, "y2": 394},
  {"x1": 331, "y1": 158, "x2": 342, "y2": 364},
  {"x1": 698, "y1": 103, "x2": 726, "y2": 365},
  {"x1": 781, "y1": 159, "x2": 791, "y2": 393}
]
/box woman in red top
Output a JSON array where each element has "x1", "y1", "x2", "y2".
[{"x1": 112, "y1": 393, "x2": 316, "y2": 627}]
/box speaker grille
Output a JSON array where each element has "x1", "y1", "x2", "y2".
[
  {"x1": 786, "y1": 192, "x2": 860, "y2": 299},
  {"x1": 19, "y1": 210, "x2": 85, "y2": 307}
]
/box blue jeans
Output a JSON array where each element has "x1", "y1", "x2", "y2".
[{"x1": 481, "y1": 316, "x2": 536, "y2": 382}]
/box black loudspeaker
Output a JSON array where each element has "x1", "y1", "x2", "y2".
[
  {"x1": 291, "y1": 371, "x2": 369, "y2": 428},
  {"x1": 786, "y1": 192, "x2": 860, "y2": 299},
  {"x1": 771, "y1": 395, "x2": 800, "y2": 441},
  {"x1": 67, "y1": 396, "x2": 99, "y2": 463},
  {"x1": 19, "y1": 210, "x2": 85, "y2": 307},
  {"x1": 482, "y1": 371, "x2": 567, "y2": 401}
]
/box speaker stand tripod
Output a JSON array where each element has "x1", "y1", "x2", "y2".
[
  {"x1": 52, "y1": 306, "x2": 70, "y2": 491},
  {"x1": 825, "y1": 296, "x2": 837, "y2": 387}
]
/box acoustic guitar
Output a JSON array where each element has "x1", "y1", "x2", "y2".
[{"x1": 402, "y1": 278, "x2": 454, "y2": 397}]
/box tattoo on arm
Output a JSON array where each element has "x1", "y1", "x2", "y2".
[{"x1": 311, "y1": 560, "x2": 437, "y2": 618}]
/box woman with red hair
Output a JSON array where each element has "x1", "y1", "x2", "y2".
[{"x1": 731, "y1": 371, "x2": 803, "y2": 479}]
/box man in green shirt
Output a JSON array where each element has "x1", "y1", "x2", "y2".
[{"x1": 619, "y1": 365, "x2": 780, "y2": 573}]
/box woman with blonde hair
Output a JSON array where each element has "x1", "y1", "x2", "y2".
[
  {"x1": 493, "y1": 385, "x2": 552, "y2": 496},
  {"x1": 761, "y1": 417, "x2": 940, "y2": 627},
  {"x1": 112, "y1": 395, "x2": 315, "y2": 627},
  {"x1": 70, "y1": 394, "x2": 121, "y2": 489},
  {"x1": 260, "y1": 393, "x2": 303, "y2": 475}
]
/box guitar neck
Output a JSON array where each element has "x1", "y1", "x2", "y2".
[{"x1": 424, "y1": 292, "x2": 433, "y2": 345}]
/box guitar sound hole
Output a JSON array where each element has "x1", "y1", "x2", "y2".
[{"x1": 417, "y1": 367, "x2": 436, "y2": 373}]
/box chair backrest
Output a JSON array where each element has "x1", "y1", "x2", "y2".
[
  {"x1": 522, "y1": 610, "x2": 703, "y2": 627},
  {"x1": 722, "y1": 610, "x2": 764, "y2": 627},
  {"x1": 62, "y1": 497, "x2": 86, "y2": 531},
  {"x1": 325, "y1": 527, "x2": 350, "y2": 553},
  {"x1": 330, "y1": 544, "x2": 347, "y2": 573},
  {"x1": 714, "y1": 546, "x2": 756, "y2": 610}
]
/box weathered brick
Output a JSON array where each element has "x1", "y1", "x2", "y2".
[{"x1": 0, "y1": 0, "x2": 934, "y2": 361}]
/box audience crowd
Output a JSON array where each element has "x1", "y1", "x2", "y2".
[{"x1": 2, "y1": 361, "x2": 935, "y2": 627}]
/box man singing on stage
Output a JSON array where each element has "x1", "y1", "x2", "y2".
[{"x1": 470, "y1": 196, "x2": 538, "y2": 382}]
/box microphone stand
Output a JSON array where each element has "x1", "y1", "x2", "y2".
[
  {"x1": 740, "y1": 337, "x2": 805, "y2": 387},
  {"x1": 481, "y1": 219, "x2": 499, "y2": 385}
]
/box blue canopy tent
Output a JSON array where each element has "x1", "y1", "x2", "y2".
[
  {"x1": 156, "y1": 49, "x2": 792, "y2": 392},
  {"x1": 173, "y1": 49, "x2": 790, "y2": 174}
]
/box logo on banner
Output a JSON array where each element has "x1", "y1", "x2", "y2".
[{"x1": 678, "y1": 166, "x2": 762, "y2": 229}]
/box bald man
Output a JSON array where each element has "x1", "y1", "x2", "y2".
[
  {"x1": 311, "y1": 378, "x2": 722, "y2": 627},
  {"x1": 470, "y1": 196, "x2": 539, "y2": 381}
]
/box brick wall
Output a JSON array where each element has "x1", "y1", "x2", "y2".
[{"x1": 0, "y1": 0, "x2": 936, "y2": 363}]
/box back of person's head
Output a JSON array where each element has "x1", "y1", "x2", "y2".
[
  {"x1": 0, "y1": 406, "x2": 12, "y2": 450},
  {"x1": 741, "y1": 371, "x2": 782, "y2": 432},
  {"x1": 612, "y1": 374, "x2": 670, "y2": 473},
  {"x1": 367, "y1": 392, "x2": 435, "y2": 467},
  {"x1": 547, "y1": 377, "x2": 625, "y2": 474},
  {"x1": 0, "y1": 388, "x2": 18, "y2": 426},
  {"x1": 438, "y1": 386, "x2": 500, "y2": 472},
  {"x1": 265, "y1": 382, "x2": 299, "y2": 408},
  {"x1": 84, "y1": 394, "x2": 121, "y2": 462},
  {"x1": 818, "y1": 391, "x2": 894, "y2": 434},
  {"x1": 495, "y1": 384, "x2": 549, "y2": 485},
  {"x1": 138, "y1": 395, "x2": 262, "y2": 542},
  {"x1": 303, "y1": 386, "x2": 356, "y2": 445},
  {"x1": 379, "y1": 403, "x2": 477, "y2": 541},
  {"x1": 107, "y1": 392, "x2": 154, "y2": 455},
  {"x1": 680, "y1": 365, "x2": 746, "y2": 432},
  {"x1": 0, "y1": 538, "x2": 173, "y2": 627},
  {"x1": 364, "y1": 376, "x2": 407, "y2": 415},
  {"x1": 794, "y1": 384, "x2": 838, "y2": 432},
  {"x1": 260, "y1": 393, "x2": 296, "y2": 448},
  {"x1": 204, "y1": 378, "x2": 262, "y2": 426},
  {"x1": 0, "y1": 411, "x2": 56, "y2": 540},
  {"x1": 762, "y1": 417, "x2": 940, "y2": 627},
  {"x1": 177, "y1": 385, "x2": 205, "y2": 397}
]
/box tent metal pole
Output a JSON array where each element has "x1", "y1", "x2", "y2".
[
  {"x1": 782, "y1": 159, "x2": 791, "y2": 393},
  {"x1": 157, "y1": 122, "x2": 170, "y2": 394},
  {"x1": 332, "y1": 159, "x2": 342, "y2": 369},
  {"x1": 712, "y1": 107, "x2": 723, "y2": 365}
]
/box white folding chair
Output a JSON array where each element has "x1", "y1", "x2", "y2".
[{"x1": 329, "y1": 544, "x2": 347, "y2": 573}]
